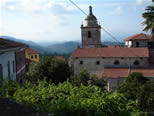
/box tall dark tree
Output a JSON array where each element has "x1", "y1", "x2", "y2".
[
  {"x1": 25, "y1": 56, "x2": 72, "y2": 84},
  {"x1": 142, "y1": 0, "x2": 154, "y2": 38}
]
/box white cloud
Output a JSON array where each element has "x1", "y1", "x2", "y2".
[{"x1": 136, "y1": 0, "x2": 152, "y2": 5}]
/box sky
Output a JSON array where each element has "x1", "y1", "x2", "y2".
[{"x1": 0, "y1": 0, "x2": 153, "y2": 42}]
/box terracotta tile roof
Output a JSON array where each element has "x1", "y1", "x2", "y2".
[
  {"x1": 0, "y1": 38, "x2": 27, "y2": 50},
  {"x1": 55, "y1": 56, "x2": 65, "y2": 61},
  {"x1": 124, "y1": 33, "x2": 152, "y2": 41},
  {"x1": 71, "y1": 48, "x2": 149, "y2": 58},
  {"x1": 25, "y1": 48, "x2": 38, "y2": 54},
  {"x1": 102, "y1": 67, "x2": 154, "y2": 78}
]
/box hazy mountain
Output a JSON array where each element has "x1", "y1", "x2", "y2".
[
  {"x1": 0, "y1": 36, "x2": 124, "y2": 55},
  {"x1": 0, "y1": 36, "x2": 38, "y2": 46},
  {"x1": 0, "y1": 36, "x2": 48, "y2": 54},
  {"x1": 103, "y1": 41, "x2": 125, "y2": 46},
  {"x1": 48, "y1": 41, "x2": 81, "y2": 54}
]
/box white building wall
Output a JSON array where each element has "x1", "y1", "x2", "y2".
[
  {"x1": 0, "y1": 51, "x2": 16, "y2": 80},
  {"x1": 125, "y1": 41, "x2": 132, "y2": 48}
]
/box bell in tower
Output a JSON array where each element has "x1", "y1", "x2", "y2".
[{"x1": 81, "y1": 6, "x2": 102, "y2": 48}]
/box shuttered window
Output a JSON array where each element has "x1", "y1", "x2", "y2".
[{"x1": 12, "y1": 61, "x2": 15, "y2": 73}]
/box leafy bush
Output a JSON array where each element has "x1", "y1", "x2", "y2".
[
  {"x1": 0, "y1": 78, "x2": 20, "y2": 98},
  {"x1": 118, "y1": 72, "x2": 149, "y2": 100},
  {"x1": 70, "y1": 69, "x2": 107, "y2": 91},
  {"x1": 24, "y1": 56, "x2": 73, "y2": 84},
  {"x1": 117, "y1": 72, "x2": 154, "y2": 112},
  {"x1": 70, "y1": 69, "x2": 90, "y2": 87},
  {"x1": 12, "y1": 80, "x2": 140, "y2": 115}
]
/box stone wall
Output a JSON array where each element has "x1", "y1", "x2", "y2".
[
  {"x1": 81, "y1": 26, "x2": 101, "y2": 48},
  {"x1": 71, "y1": 57, "x2": 149, "y2": 74}
]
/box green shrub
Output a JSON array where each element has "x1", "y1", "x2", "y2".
[
  {"x1": 0, "y1": 78, "x2": 20, "y2": 98},
  {"x1": 13, "y1": 80, "x2": 139, "y2": 115}
]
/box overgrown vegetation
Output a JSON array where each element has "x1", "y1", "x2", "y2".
[
  {"x1": 0, "y1": 79, "x2": 142, "y2": 116},
  {"x1": 118, "y1": 72, "x2": 154, "y2": 113},
  {"x1": 24, "y1": 56, "x2": 72, "y2": 84},
  {"x1": 0, "y1": 56, "x2": 153, "y2": 115}
]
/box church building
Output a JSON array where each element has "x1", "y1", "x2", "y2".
[{"x1": 70, "y1": 6, "x2": 154, "y2": 91}]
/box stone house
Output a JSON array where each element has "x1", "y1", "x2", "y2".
[{"x1": 69, "y1": 6, "x2": 154, "y2": 91}]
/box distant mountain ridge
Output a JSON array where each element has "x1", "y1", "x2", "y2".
[{"x1": 0, "y1": 36, "x2": 124, "y2": 54}]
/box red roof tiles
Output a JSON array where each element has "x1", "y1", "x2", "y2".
[
  {"x1": 102, "y1": 67, "x2": 154, "y2": 78},
  {"x1": 124, "y1": 33, "x2": 152, "y2": 41},
  {"x1": 25, "y1": 48, "x2": 38, "y2": 54},
  {"x1": 71, "y1": 48, "x2": 149, "y2": 58},
  {"x1": 55, "y1": 56, "x2": 65, "y2": 61}
]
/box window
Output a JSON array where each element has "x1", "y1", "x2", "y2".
[
  {"x1": 114, "y1": 60, "x2": 120, "y2": 65},
  {"x1": 134, "y1": 60, "x2": 140, "y2": 65},
  {"x1": 96, "y1": 61, "x2": 100, "y2": 65},
  {"x1": 8, "y1": 61, "x2": 10, "y2": 80},
  {"x1": 31, "y1": 55, "x2": 33, "y2": 59},
  {"x1": 80, "y1": 60, "x2": 83, "y2": 65},
  {"x1": 12, "y1": 61, "x2": 15, "y2": 73},
  {"x1": 88, "y1": 31, "x2": 91, "y2": 38},
  {"x1": 136, "y1": 42, "x2": 139, "y2": 47},
  {"x1": 35, "y1": 55, "x2": 37, "y2": 59},
  {"x1": 0, "y1": 64, "x2": 3, "y2": 79}
]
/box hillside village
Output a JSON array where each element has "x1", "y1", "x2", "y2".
[
  {"x1": 0, "y1": 0, "x2": 154, "y2": 115},
  {"x1": 1, "y1": 5, "x2": 154, "y2": 90}
]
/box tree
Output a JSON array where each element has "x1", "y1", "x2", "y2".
[
  {"x1": 142, "y1": 0, "x2": 154, "y2": 38},
  {"x1": 90, "y1": 74, "x2": 107, "y2": 91},
  {"x1": 70, "y1": 69, "x2": 107, "y2": 90},
  {"x1": 70, "y1": 69, "x2": 90, "y2": 87},
  {"x1": 25, "y1": 56, "x2": 72, "y2": 84},
  {"x1": 118, "y1": 72, "x2": 149, "y2": 100},
  {"x1": 137, "y1": 80, "x2": 154, "y2": 112}
]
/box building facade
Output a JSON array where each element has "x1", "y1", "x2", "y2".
[
  {"x1": 25, "y1": 48, "x2": 39, "y2": 62},
  {"x1": 0, "y1": 38, "x2": 27, "y2": 80},
  {"x1": 124, "y1": 33, "x2": 154, "y2": 48},
  {"x1": 70, "y1": 6, "x2": 154, "y2": 91}
]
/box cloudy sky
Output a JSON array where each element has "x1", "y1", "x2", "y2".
[{"x1": 0, "y1": 0, "x2": 153, "y2": 42}]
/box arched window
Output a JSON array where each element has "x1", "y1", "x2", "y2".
[
  {"x1": 136, "y1": 42, "x2": 139, "y2": 47},
  {"x1": 88, "y1": 31, "x2": 91, "y2": 38},
  {"x1": 114, "y1": 60, "x2": 120, "y2": 65},
  {"x1": 134, "y1": 60, "x2": 140, "y2": 65}
]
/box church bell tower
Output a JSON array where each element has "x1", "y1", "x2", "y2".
[{"x1": 81, "y1": 6, "x2": 101, "y2": 48}]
